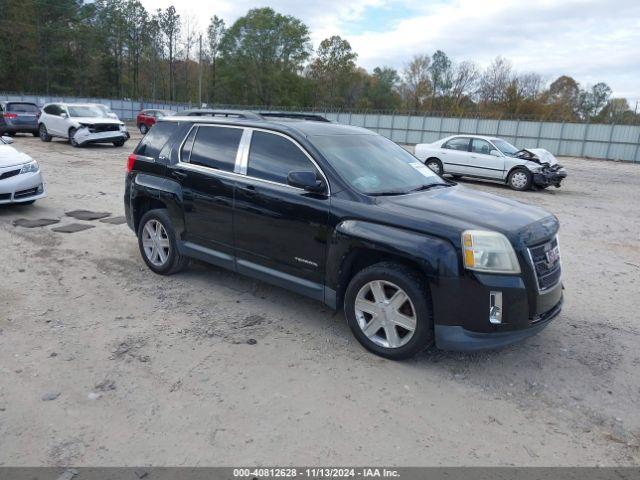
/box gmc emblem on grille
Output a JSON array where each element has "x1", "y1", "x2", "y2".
[{"x1": 545, "y1": 246, "x2": 560, "y2": 264}]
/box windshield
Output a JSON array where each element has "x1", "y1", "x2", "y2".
[
  {"x1": 67, "y1": 105, "x2": 107, "y2": 118},
  {"x1": 310, "y1": 134, "x2": 447, "y2": 195},
  {"x1": 492, "y1": 139, "x2": 520, "y2": 156},
  {"x1": 7, "y1": 103, "x2": 39, "y2": 113}
]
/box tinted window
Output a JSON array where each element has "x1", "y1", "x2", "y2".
[
  {"x1": 443, "y1": 137, "x2": 470, "y2": 151},
  {"x1": 7, "y1": 103, "x2": 39, "y2": 113},
  {"x1": 189, "y1": 126, "x2": 242, "y2": 171},
  {"x1": 180, "y1": 126, "x2": 197, "y2": 162},
  {"x1": 471, "y1": 138, "x2": 493, "y2": 155},
  {"x1": 248, "y1": 131, "x2": 317, "y2": 184},
  {"x1": 135, "y1": 121, "x2": 180, "y2": 157},
  {"x1": 44, "y1": 104, "x2": 60, "y2": 115}
]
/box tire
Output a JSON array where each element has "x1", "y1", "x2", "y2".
[
  {"x1": 38, "y1": 124, "x2": 51, "y2": 142},
  {"x1": 139, "y1": 123, "x2": 148, "y2": 135},
  {"x1": 113, "y1": 139, "x2": 125, "y2": 147},
  {"x1": 68, "y1": 127, "x2": 80, "y2": 147},
  {"x1": 31, "y1": 131, "x2": 39, "y2": 137},
  {"x1": 137, "y1": 209, "x2": 189, "y2": 275},
  {"x1": 507, "y1": 168, "x2": 532, "y2": 191},
  {"x1": 425, "y1": 158, "x2": 443, "y2": 175},
  {"x1": 6, "y1": 132, "x2": 15, "y2": 137},
  {"x1": 451, "y1": 174, "x2": 462, "y2": 179},
  {"x1": 344, "y1": 262, "x2": 434, "y2": 360}
]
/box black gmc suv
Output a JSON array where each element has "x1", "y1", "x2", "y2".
[{"x1": 124, "y1": 114, "x2": 563, "y2": 359}]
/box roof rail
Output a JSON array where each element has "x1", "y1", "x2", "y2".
[
  {"x1": 258, "y1": 112, "x2": 330, "y2": 122},
  {"x1": 177, "y1": 109, "x2": 263, "y2": 120}
]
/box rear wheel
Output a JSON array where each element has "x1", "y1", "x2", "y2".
[
  {"x1": 31, "y1": 131, "x2": 39, "y2": 137},
  {"x1": 344, "y1": 262, "x2": 434, "y2": 359},
  {"x1": 38, "y1": 124, "x2": 51, "y2": 142},
  {"x1": 113, "y1": 139, "x2": 125, "y2": 147},
  {"x1": 137, "y1": 209, "x2": 189, "y2": 275},
  {"x1": 139, "y1": 123, "x2": 148, "y2": 134},
  {"x1": 425, "y1": 158, "x2": 443, "y2": 175},
  {"x1": 508, "y1": 168, "x2": 532, "y2": 191}
]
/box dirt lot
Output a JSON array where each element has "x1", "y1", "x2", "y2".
[{"x1": 0, "y1": 131, "x2": 639, "y2": 467}]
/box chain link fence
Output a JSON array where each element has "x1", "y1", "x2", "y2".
[{"x1": 2, "y1": 93, "x2": 639, "y2": 162}]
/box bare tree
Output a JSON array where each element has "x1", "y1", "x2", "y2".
[
  {"x1": 451, "y1": 60, "x2": 480, "y2": 107},
  {"x1": 401, "y1": 54, "x2": 431, "y2": 111},
  {"x1": 478, "y1": 56, "x2": 513, "y2": 105}
]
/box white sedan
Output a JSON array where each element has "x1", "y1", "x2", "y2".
[
  {"x1": 0, "y1": 136, "x2": 45, "y2": 205},
  {"x1": 414, "y1": 134, "x2": 567, "y2": 191}
]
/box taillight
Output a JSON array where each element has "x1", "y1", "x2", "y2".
[
  {"x1": 127, "y1": 153, "x2": 136, "y2": 172},
  {"x1": 3, "y1": 113, "x2": 17, "y2": 119}
]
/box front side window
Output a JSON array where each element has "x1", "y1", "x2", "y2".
[
  {"x1": 492, "y1": 139, "x2": 520, "y2": 157},
  {"x1": 67, "y1": 105, "x2": 106, "y2": 118},
  {"x1": 189, "y1": 126, "x2": 242, "y2": 172},
  {"x1": 471, "y1": 138, "x2": 493, "y2": 155},
  {"x1": 248, "y1": 131, "x2": 318, "y2": 184},
  {"x1": 309, "y1": 134, "x2": 446, "y2": 195},
  {"x1": 44, "y1": 104, "x2": 60, "y2": 115},
  {"x1": 443, "y1": 137, "x2": 470, "y2": 151}
]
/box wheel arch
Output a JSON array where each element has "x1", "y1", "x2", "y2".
[
  {"x1": 130, "y1": 174, "x2": 185, "y2": 235},
  {"x1": 327, "y1": 220, "x2": 459, "y2": 310},
  {"x1": 505, "y1": 164, "x2": 529, "y2": 183}
]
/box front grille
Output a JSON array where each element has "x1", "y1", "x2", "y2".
[
  {"x1": 0, "y1": 193, "x2": 10, "y2": 200},
  {"x1": 0, "y1": 169, "x2": 20, "y2": 180},
  {"x1": 89, "y1": 123, "x2": 120, "y2": 133},
  {"x1": 528, "y1": 237, "x2": 561, "y2": 291},
  {"x1": 14, "y1": 186, "x2": 39, "y2": 199}
]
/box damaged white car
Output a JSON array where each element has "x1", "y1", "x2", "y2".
[
  {"x1": 38, "y1": 103, "x2": 129, "y2": 148},
  {"x1": 0, "y1": 136, "x2": 45, "y2": 205},
  {"x1": 414, "y1": 134, "x2": 567, "y2": 191}
]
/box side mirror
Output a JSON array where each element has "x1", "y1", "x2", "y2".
[
  {"x1": 287, "y1": 170, "x2": 324, "y2": 193},
  {"x1": 1, "y1": 136, "x2": 14, "y2": 144},
  {"x1": 60, "y1": 113, "x2": 68, "y2": 119},
  {"x1": 490, "y1": 149, "x2": 502, "y2": 157}
]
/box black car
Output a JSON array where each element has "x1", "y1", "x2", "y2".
[
  {"x1": 0, "y1": 101, "x2": 40, "y2": 136},
  {"x1": 124, "y1": 116, "x2": 563, "y2": 359}
]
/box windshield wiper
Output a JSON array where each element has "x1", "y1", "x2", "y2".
[
  {"x1": 368, "y1": 189, "x2": 409, "y2": 196},
  {"x1": 407, "y1": 183, "x2": 450, "y2": 193}
]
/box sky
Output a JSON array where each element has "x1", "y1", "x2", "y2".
[{"x1": 140, "y1": 0, "x2": 640, "y2": 104}]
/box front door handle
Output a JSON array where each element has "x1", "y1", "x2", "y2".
[{"x1": 172, "y1": 170, "x2": 187, "y2": 180}]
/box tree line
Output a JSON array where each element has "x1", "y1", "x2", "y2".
[{"x1": 1, "y1": 0, "x2": 638, "y2": 123}]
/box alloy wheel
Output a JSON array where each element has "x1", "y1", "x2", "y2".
[
  {"x1": 354, "y1": 280, "x2": 417, "y2": 348},
  {"x1": 427, "y1": 161, "x2": 441, "y2": 174},
  {"x1": 141, "y1": 219, "x2": 171, "y2": 267}
]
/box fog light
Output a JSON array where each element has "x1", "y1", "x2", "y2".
[{"x1": 489, "y1": 291, "x2": 502, "y2": 324}]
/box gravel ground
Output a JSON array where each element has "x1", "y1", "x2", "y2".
[{"x1": 0, "y1": 132, "x2": 639, "y2": 466}]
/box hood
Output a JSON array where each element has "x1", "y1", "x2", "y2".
[
  {"x1": 376, "y1": 185, "x2": 556, "y2": 242},
  {"x1": 72, "y1": 117, "x2": 123, "y2": 125},
  {"x1": 517, "y1": 148, "x2": 558, "y2": 166},
  {"x1": 0, "y1": 144, "x2": 32, "y2": 168}
]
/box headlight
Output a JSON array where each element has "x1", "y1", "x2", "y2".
[
  {"x1": 119, "y1": 123, "x2": 127, "y2": 131},
  {"x1": 20, "y1": 161, "x2": 39, "y2": 174},
  {"x1": 462, "y1": 230, "x2": 520, "y2": 273}
]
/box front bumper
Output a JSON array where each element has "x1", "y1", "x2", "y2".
[
  {"x1": 435, "y1": 296, "x2": 562, "y2": 351},
  {"x1": 533, "y1": 168, "x2": 567, "y2": 188},
  {"x1": 0, "y1": 170, "x2": 46, "y2": 204},
  {"x1": 74, "y1": 129, "x2": 128, "y2": 146}
]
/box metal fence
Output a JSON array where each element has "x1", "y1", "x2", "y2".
[{"x1": 2, "y1": 93, "x2": 639, "y2": 162}]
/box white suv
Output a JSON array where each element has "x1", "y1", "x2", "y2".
[{"x1": 38, "y1": 103, "x2": 129, "y2": 148}]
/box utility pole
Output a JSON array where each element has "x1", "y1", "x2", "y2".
[{"x1": 198, "y1": 34, "x2": 203, "y2": 107}]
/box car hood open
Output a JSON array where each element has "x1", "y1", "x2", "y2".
[
  {"x1": 377, "y1": 185, "x2": 557, "y2": 242},
  {"x1": 0, "y1": 145, "x2": 32, "y2": 168}
]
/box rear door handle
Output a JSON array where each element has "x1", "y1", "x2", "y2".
[
  {"x1": 172, "y1": 170, "x2": 187, "y2": 180},
  {"x1": 240, "y1": 184, "x2": 257, "y2": 196}
]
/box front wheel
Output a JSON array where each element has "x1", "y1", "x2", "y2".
[
  {"x1": 344, "y1": 262, "x2": 434, "y2": 360},
  {"x1": 113, "y1": 139, "x2": 125, "y2": 147},
  {"x1": 507, "y1": 168, "x2": 532, "y2": 191},
  {"x1": 137, "y1": 209, "x2": 189, "y2": 275},
  {"x1": 69, "y1": 127, "x2": 80, "y2": 147}
]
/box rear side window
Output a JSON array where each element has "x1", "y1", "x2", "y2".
[
  {"x1": 443, "y1": 137, "x2": 471, "y2": 151},
  {"x1": 135, "y1": 121, "x2": 180, "y2": 157},
  {"x1": 7, "y1": 103, "x2": 39, "y2": 113},
  {"x1": 248, "y1": 131, "x2": 317, "y2": 184},
  {"x1": 189, "y1": 126, "x2": 242, "y2": 172}
]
